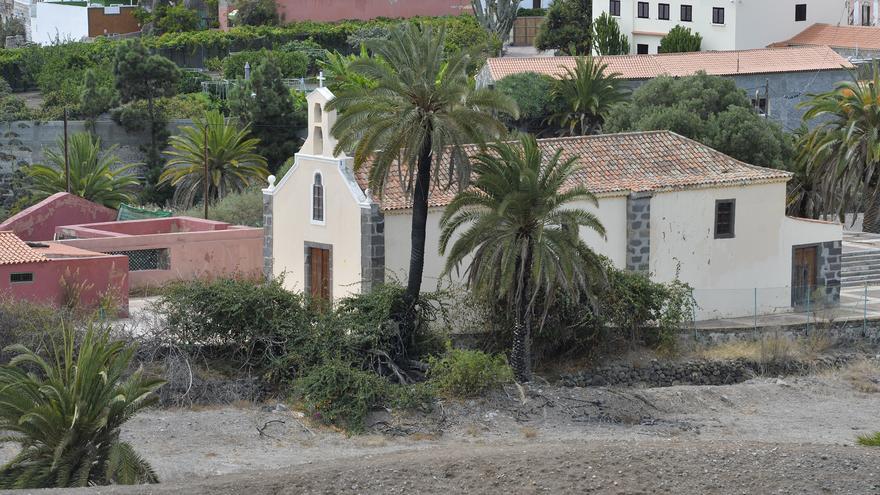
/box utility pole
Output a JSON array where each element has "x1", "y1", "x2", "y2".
[
  {"x1": 765, "y1": 78, "x2": 770, "y2": 118},
  {"x1": 63, "y1": 107, "x2": 70, "y2": 193},
  {"x1": 203, "y1": 126, "x2": 209, "y2": 220}
]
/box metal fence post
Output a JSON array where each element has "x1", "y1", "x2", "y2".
[
  {"x1": 806, "y1": 289, "x2": 811, "y2": 335},
  {"x1": 753, "y1": 287, "x2": 758, "y2": 333},
  {"x1": 864, "y1": 284, "x2": 869, "y2": 334}
]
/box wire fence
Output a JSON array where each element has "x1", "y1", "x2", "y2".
[
  {"x1": 201, "y1": 76, "x2": 323, "y2": 99},
  {"x1": 691, "y1": 283, "x2": 880, "y2": 331}
]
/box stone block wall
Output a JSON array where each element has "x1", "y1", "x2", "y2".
[
  {"x1": 360, "y1": 203, "x2": 385, "y2": 292},
  {"x1": 626, "y1": 194, "x2": 651, "y2": 273},
  {"x1": 818, "y1": 240, "x2": 842, "y2": 304}
]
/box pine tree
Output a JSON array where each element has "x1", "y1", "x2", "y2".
[
  {"x1": 659, "y1": 25, "x2": 702, "y2": 53},
  {"x1": 80, "y1": 69, "x2": 114, "y2": 135},
  {"x1": 592, "y1": 12, "x2": 630, "y2": 55}
]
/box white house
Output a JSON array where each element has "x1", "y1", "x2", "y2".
[
  {"x1": 592, "y1": 0, "x2": 847, "y2": 54},
  {"x1": 28, "y1": 1, "x2": 88, "y2": 44},
  {"x1": 264, "y1": 88, "x2": 843, "y2": 321}
]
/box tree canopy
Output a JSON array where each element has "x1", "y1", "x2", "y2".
[
  {"x1": 659, "y1": 25, "x2": 702, "y2": 53},
  {"x1": 534, "y1": 0, "x2": 592, "y2": 54}
]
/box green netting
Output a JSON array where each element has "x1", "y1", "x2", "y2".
[{"x1": 116, "y1": 204, "x2": 173, "y2": 221}]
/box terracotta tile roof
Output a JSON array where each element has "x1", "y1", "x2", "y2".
[
  {"x1": 357, "y1": 131, "x2": 792, "y2": 211},
  {"x1": 0, "y1": 231, "x2": 47, "y2": 266},
  {"x1": 483, "y1": 46, "x2": 853, "y2": 82},
  {"x1": 770, "y1": 23, "x2": 880, "y2": 51}
]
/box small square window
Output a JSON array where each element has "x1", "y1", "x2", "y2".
[
  {"x1": 10, "y1": 272, "x2": 33, "y2": 283},
  {"x1": 751, "y1": 97, "x2": 768, "y2": 115},
  {"x1": 681, "y1": 4, "x2": 692, "y2": 22},
  {"x1": 637, "y1": 44, "x2": 649, "y2": 54},
  {"x1": 637, "y1": 1, "x2": 649, "y2": 18},
  {"x1": 795, "y1": 4, "x2": 807, "y2": 21},
  {"x1": 609, "y1": 0, "x2": 621, "y2": 16},
  {"x1": 712, "y1": 7, "x2": 725, "y2": 24},
  {"x1": 714, "y1": 199, "x2": 736, "y2": 239},
  {"x1": 658, "y1": 3, "x2": 670, "y2": 20}
]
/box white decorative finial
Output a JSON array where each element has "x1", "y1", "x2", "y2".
[
  {"x1": 365, "y1": 188, "x2": 372, "y2": 200},
  {"x1": 267, "y1": 175, "x2": 276, "y2": 191},
  {"x1": 317, "y1": 71, "x2": 325, "y2": 88}
]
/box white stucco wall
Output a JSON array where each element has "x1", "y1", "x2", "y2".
[
  {"x1": 649, "y1": 181, "x2": 842, "y2": 319},
  {"x1": 383, "y1": 194, "x2": 629, "y2": 291},
  {"x1": 593, "y1": 0, "x2": 846, "y2": 53},
  {"x1": 31, "y1": 2, "x2": 88, "y2": 45},
  {"x1": 271, "y1": 154, "x2": 366, "y2": 299}
]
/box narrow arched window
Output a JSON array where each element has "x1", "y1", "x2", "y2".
[{"x1": 312, "y1": 172, "x2": 324, "y2": 223}]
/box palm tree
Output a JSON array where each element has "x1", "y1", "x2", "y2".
[
  {"x1": 160, "y1": 110, "x2": 268, "y2": 213},
  {"x1": 800, "y1": 65, "x2": 880, "y2": 232},
  {"x1": 25, "y1": 133, "x2": 139, "y2": 209},
  {"x1": 0, "y1": 324, "x2": 164, "y2": 488},
  {"x1": 439, "y1": 135, "x2": 606, "y2": 382},
  {"x1": 328, "y1": 23, "x2": 517, "y2": 314},
  {"x1": 549, "y1": 56, "x2": 629, "y2": 136}
]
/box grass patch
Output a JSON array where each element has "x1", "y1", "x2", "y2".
[
  {"x1": 857, "y1": 431, "x2": 880, "y2": 446},
  {"x1": 693, "y1": 334, "x2": 832, "y2": 364},
  {"x1": 841, "y1": 359, "x2": 880, "y2": 393}
]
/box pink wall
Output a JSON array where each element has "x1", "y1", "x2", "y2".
[
  {"x1": 57, "y1": 217, "x2": 231, "y2": 239},
  {"x1": 58, "y1": 227, "x2": 263, "y2": 290},
  {"x1": 221, "y1": 0, "x2": 470, "y2": 28},
  {"x1": 0, "y1": 256, "x2": 129, "y2": 316},
  {"x1": 0, "y1": 193, "x2": 117, "y2": 242}
]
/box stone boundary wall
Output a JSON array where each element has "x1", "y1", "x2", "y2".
[{"x1": 560, "y1": 355, "x2": 852, "y2": 388}]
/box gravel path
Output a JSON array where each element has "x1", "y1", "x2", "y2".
[{"x1": 2, "y1": 370, "x2": 880, "y2": 494}]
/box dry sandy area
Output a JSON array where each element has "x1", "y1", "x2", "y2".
[{"x1": 3, "y1": 369, "x2": 880, "y2": 494}]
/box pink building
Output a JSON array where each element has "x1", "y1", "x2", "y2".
[
  {"x1": 0, "y1": 193, "x2": 117, "y2": 242},
  {"x1": 0, "y1": 231, "x2": 129, "y2": 315},
  {"x1": 55, "y1": 216, "x2": 263, "y2": 290},
  {"x1": 221, "y1": 0, "x2": 470, "y2": 29}
]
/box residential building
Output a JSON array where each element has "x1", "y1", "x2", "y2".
[
  {"x1": 264, "y1": 88, "x2": 843, "y2": 320},
  {"x1": 23, "y1": 1, "x2": 138, "y2": 45},
  {"x1": 593, "y1": 0, "x2": 846, "y2": 54},
  {"x1": 476, "y1": 46, "x2": 855, "y2": 132},
  {"x1": 0, "y1": 230, "x2": 129, "y2": 315},
  {"x1": 771, "y1": 23, "x2": 880, "y2": 61}
]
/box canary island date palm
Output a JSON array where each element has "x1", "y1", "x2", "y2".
[
  {"x1": 328, "y1": 23, "x2": 517, "y2": 321},
  {"x1": 160, "y1": 109, "x2": 268, "y2": 210},
  {"x1": 800, "y1": 65, "x2": 880, "y2": 232},
  {"x1": 549, "y1": 56, "x2": 629, "y2": 136},
  {"x1": 439, "y1": 135, "x2": 606, "y2": 382},
  {"x1": 25, "y1": 133, "x2": 139, "y2": 208},
  {"x1": 0, "y1": 324, "x2": 164, "y2": 488}
]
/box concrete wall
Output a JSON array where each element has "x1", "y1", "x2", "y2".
[
  {"x1": 0, "y1": 192, "x2": 117, "y2": 241},
  {"x1": 31, "y1": 2, "x2": 88, "y2": 45},
  {"x1": 56, "y1": 222, "x2": 262, "y2": 290},
  {"x1": 593, "y1": 0, "x2": 846, "y2": 53},
  {"x1": 649, "y1": 181, "x2": 842, "y2": 320},
  {"x1": 0, "y1": 255, "x2": 129, "y2": 315}
]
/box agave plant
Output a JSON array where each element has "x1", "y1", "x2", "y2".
[{"x1": 0, "y1": 324, "x2": 164, "y2": 489}]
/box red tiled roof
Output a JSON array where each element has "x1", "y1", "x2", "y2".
[
  {"x1": 771, "y1": 23, "x2": 880, "y2": 51},
  {"x1": 484, "y1": 46, "x2": 853, "y2": 82},
  {"x1": 357, "y1": 131, "x2": 792, "y2": 211},
  {"x1": 0, "y1": 231, "x2": 47, "y2": 266}
]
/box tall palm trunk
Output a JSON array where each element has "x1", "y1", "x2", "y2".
[
  {"x1": 402, "y1": 131, "x2": 433, "y2": 331},
  {"x1": 864, "y1": 185, "x2": 880, "y2": 233},
  {"x1": 511, "y1": 239, "x2": 533, "y2": 383}
]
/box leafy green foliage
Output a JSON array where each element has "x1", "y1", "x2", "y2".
[
  {"x1": 0, "y1": 17, "x2": 25, "y2": 47},
  {"x1": 25, "y1": 133, "x2": 138, "y2": 208},
  {"x1": 495, "y1": 72, "x2": 555, "y2": 133},
  {"x1": 439, "y1": 135, "x2": 606, "y2": 381},
  {"x1": 534, "y1": 0, "x2": 592, "y2": 54},
  {"x1": 549, "y1": 56, "x2": 629, "y2": 135},
  {"x1": 659, "y1": 25, "x2": 702, "y2": 53},
  {"x1": 229, "y1": 58, "x2": 304, "y2": 172},
  {"x1": 135, "y1": 3, "x2": 200, "y2": 34},
  {"x1": 177, "y1": 70, "x2": 212, "y2": 94},
  {"x1": 428, "y1": 349, "x2": 512, "y2": 398},
  {"x1": 222, "y1": 49, "x2": 309, "y2": 79},
  {"x1": 471, "y1": 0, "x2": 518, "y2": 39},
  {"x1": 0, "y1": 324, "x2": 164, "y2": 488},
  {"x1": 295, "y1": 360, "x2": 388, "y2": 432},
  {"x1": 857, "y1": 431, "x2": 880, "y2": 446},
  {"x1": 0, "y1": 298, "x2": 69, "y2": 364},
  {"x1": 180, "y1": 187, "x2": 264, "y2": 226},
  {"x1": 605, "y1": 73, "x2": 794, "y2": 169},
  {"x1": 592, "y1": 12, "x2": 629, "y2": 55},
  {"x1": 80, "y1": 68, "x2": 115, "y2": 133},
  {"x1": 161, "y1": 110, "x2": 268, "y2": 208},
  {"x1": 231, "y1": 0, "x2": 279, "y2": 27}
]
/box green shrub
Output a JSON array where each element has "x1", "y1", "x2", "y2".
[
  {"x1": 177, "y1": 70, "x2": 211, "y2": 94},
  {"x1": 428, "y1": 349, "x2": 513, "y2": 398},
  {"x1": 156, "y1": 278, "x2": 319, "y2": 375},
  {"x1": 180, "y1": 187, "x2": 263, "y2": 226},
  {"x1": 295, "y1": 360, "x2": 388, "y2": 432},
  {"x1": 495, "y1": 72, "x2": 556, "y2": 133},
  {"x1": 0, "y1": 298, "x2": 67, "y2": 363},
  {"x1": 388, "y1": 382, "x2": 435, "y2": 411},
  {"x1": 0, "y1": 323, "x2": 164, "y2": 488},
  {"x1": 858, "y1": 431, "x2": 880, "y2": 446},
  {"x1": 222, "y1": 49, "x2": 309, "y2": 78}
]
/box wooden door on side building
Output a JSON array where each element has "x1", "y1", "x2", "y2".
[
  {"x1": 792, "y1": 246, "x2": 818, "y2": 307},
  {"x1": 307, "y1": 246, "x2": 331, "y2": 302}
]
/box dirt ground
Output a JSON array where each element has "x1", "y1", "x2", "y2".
[{"x1": 3, "y1": 363, "x2": 880, "y2": 494}]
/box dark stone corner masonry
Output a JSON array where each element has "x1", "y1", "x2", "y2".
[{"x1": 626, "y1": 193, "x2": 651, "y2": 273}]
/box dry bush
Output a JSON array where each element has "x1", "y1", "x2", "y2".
[
  {"x1": 521, "y1": 427, "x2": 538, "y2": 439},
  {"x1": 840, "y1": 359, "x2": 880, "y2": 393},
  {"x1": 694, "y1": 333, "x2": 832, "y2": 364}
]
